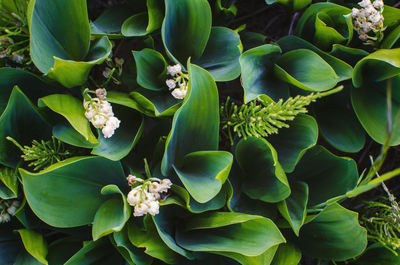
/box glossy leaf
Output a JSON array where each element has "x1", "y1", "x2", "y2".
[
  {"x1": 193, "y1": 27, "x2": 242, "y2": 82},
  {"x1": 92, "y1": 106, "x2": 144, "y2": 161},
  {"x1": 20, "y1": 156, "x2": 128, "y2": 227},
  {"x1": 267, "y1": 114, "x2": 318, "y2": 173},
  {"x1": 0, "y1": 86, "x2": 51, "y2": 168},
  {"x1": 162, "y1": 0, "x2": 212, "y2": 64},
  {"x1": 351, "y1": 76, "x2": 400, "y2": 146},
  {"x1": 277, "y1": 182, "x2": 308, "y2": 236},
  {"x1": 0, "y1": 224, "x2": 22, "y2": 265},
  {"x1": 297, "y1": 203, "x2": 367, "y2": 261},
  {"x1": 288, "y1": 145, "x2": 358, "y2": 206},
  {"x1": 17, "y1": 229, "x2": 48, "y2": 265},
  {"x1": 239, "y1": 44, "x2": 289, "y2": 103},
  {"x1": 38, "y1": 94, "x2": 98, "y2": 144},
  {"x1": 92, "y1": 185, "x2": 131, "y2": 241},
  {"x1": 353, "y1": 48, "x2": 400, "y2": 87},
  {"x1": 271, "y1": 243, "x2": 302, "y2": 265},
  {"x1": 0, "y1": 168, "x2": 18, "y2": 199},
  {"x1": 265, "y1": 0, "x2": 311, "y2": 11},
  {"x1": 133, "y1": 49, "x2": 168, "y2": 91},
  {"x1": 277, "y1": 36, "x2": 353, "y2": 81},
  {"x1": 173, "y1": 151, "x2": 233, "y2": 203},
  {"x1": 350, "y1": 243, "x2": 400, "y2": 265},
  {"x1": 236, "y1": 137, "x2": 291, "y2": 203},
  {"x1": 29, "y1": 0, "x2": 112, "y2": 87},
  {"x1": 52, "y1": 120, "x2": 100, "y2": 149},
  {"x1": 46, "y1": 238, "x2": 82, "y2": 265},
  {"x1": 176, "y1": 212, "x2": 285, "y2": 260},
  {"x1": 274, "y1": 49, "x2": 339, "y2": 92}
]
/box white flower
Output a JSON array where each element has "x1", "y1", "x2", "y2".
[
  {"x1": 103, "y1": 67, "x2": 112, "y2": 78},
  {"x1": 352, "y1": 8, "x2": 360, "y2": 16},
  {"x1": 127, "y1": 175, "x2": 143, "y2": 186},
  {"x1": 92, "y1": 115, "x2": 108, "y2": 128},
  {"x1": 106, "y1": 116, "x2": 121, "y2": 129},
  {"x1": 98, "y1": 101, "x2": 113, "y2": 116},
  {"x1": 358, "y1": 0, "x2": 372, "y2": 8},
  {"x1": 127, "y1": 187, "x2": 142, "y2": 206},
  {"x1": 147, "y1": 200, "x2": 159, "y2": 216},
  {"x1": 166, "y1": 79, "x2": 176, "y2": 89},
  {"x1": 171, "y1": 87, "x2": 187, "y2": 99},
  {"x1": 134, "y1": 203, "x2": 149, "y2": 217},
  {"x1": 373, "y1": 0, "x2": 384, "y2": 8},
  {"x1": 0, "y1": 213, "x2": 11, "y2": 223},
  {"x1": 149, "y1": 182, "x2": 162, "y2": 193},
  {"x1": 167, "y1": 64, "x2": 182, "y2": 76},
  {"x1": 6, "y1": 201, "x2": 20, "y2": 216},
  {"x1": 102, "y1": 125, "x2": 115, "y2": 138},
  {"x1": 369, "y1": 12, "x2": 382, "y2": 23},
  {"x1": 95, "y1": 88, "x2": 107, "y2": 100},
  {"x1": 11, "y1": 54, "x2": 24, "y2": 63},
  {"x1": 160, "y1": 179, "x2": 172, "y2": 192}
]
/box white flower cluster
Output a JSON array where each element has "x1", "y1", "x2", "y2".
[
  {"x1": 0, "y1": 199, "x2": 20, "y2": 223},
  {"x1": 84, "y1": 88, "x2": 121, "y2": 138},
  {"x1": 126, "y1": 175, "x2": 172, "y2": 217},
  {"x1": 352, "y1": 0, "x2": 385, "y2": 42},
  {"x1": 165, "y1": 64, "x2": 189, "y2": 99}
]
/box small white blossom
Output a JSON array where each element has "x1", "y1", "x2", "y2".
[
  {"x1": 166, "y1": 79, "x2": 176, "y2": 89},
  {"x1": 95, "y1": 88, "x2": 107, "y2": 100},
  {"x1": 171, "y1": 87, "x2": 187, "y2": 99},
  {"x1": 0, "y1": 199, "x2": 19, "y2": 223},
  {"x1": 147, "y1": 200, "x2": 160, "y2": 216},
  {"x1": 11, "y1": 54, "x2": 24, "y2": 63},
  {"x1": 373, "y1": 0, "x2": 384, "y2": 8},
  {"x1": 127, "y1": 175, "x2": 144, "y2": 186},
  {"x1": 115, "y1": 57, "x2": 124, "y2": 66},
  {"x1": 134, "y1": 203, "x2": 149, "y2": 217},
  {"x1": 167, "y1": 64, "x2": 182, "y2": 76},
  {"x1": 352, "y1": 0, "x2": 385, "y2": 43},
  {"x1": 359, "y1": 0, "x2": 372, "y2": 7}
]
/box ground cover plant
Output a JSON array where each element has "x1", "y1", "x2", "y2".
[{"x1": 1, "y1": 0, "x2": 400, "y2": 264}]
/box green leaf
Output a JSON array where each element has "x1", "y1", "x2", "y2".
[
  {"x1": 112, "y1": 227, "x2": 153, "y2": 265},
  {"x1": 162, "y1": 63, "x2": 219, "y2": 174},
  {"x1": 19, "y1": 156, "x2": 128, "y2": 227},
  {"x1": 277, "y1": 182, "x2": 308, "y2": 236},
  {"x1": 0, "y1": 68, "x2": 54, "y2": 115},
  {"x1": 92, "y1": 106, "x2": 144, "y2": 161},
  {"x1": 296, "y1": 203, "x2": 367, "y2": 261},
  {"x1": 92, "y1": 185, "x2": 131, "y2": 241},
  {"x1": 314, "y1": 85, "x2": 366, "y2": 153},
  {"x1": 239, "y1": 44, "x2": 289, "y2": 103},
  {"x1": 176, "y1": 212, "x2": 285, "y2": 260},
  {"x1": 162, "y1": 0, "x2": 212, "y2": 64},
  {"x1": 267, "y1": 114, "x2": 318, "y2": 173},
  {"x1": 173, "y1": 151, "x2": 233, "y2": 203},
  {"x1": 29, "y1": 0, "x2": 112, "y2": 87},
  {"x1": 277, "y1": 36, "x2": 353, "y2": 82},
  {"x1": 17, "y1": 229, "x2": 48, "y2": 265},
  {"x1": 350, "y1": 243, "x2": 400, "y2": 265},
  {"x1": 46, "y1": 238, "x2": 82, "y2": 265},
  {"x1": 64, "y1": 238, "x2": 125, "y2": 265},
  {"x1": 133, "y1": 49, "x2": 168, "y2": 91},
  {"x1": 128, "y1": 216, "x2": 181, "y2": 264},
  {"x1": 351, "y1": 76, "x2": 400, "y2": 146},
  {"x1": 271, "y1": 243, "x2": 302, "y2": 265},
  {"x1": 266, "y1": 0, "x2": 311, "y2": 11},
  {"x1": 38, "y1": 94, "x2": 98, "y2": 144},
  {"x1": 274, "y1": 49, "x2": 339, "y2": 92},
  {"x1": 381, "y1": 24, "x2": 400, "y2": 49},
  {"x1": 0, "y1": 224, "x2": 22, "y2": 265},
  {"x1": 0, "y1": 168, "x2": 18, "y2": 199},
  {"x1": 121, "y1": 0, "x2": 164, "y2": 37},
  {"x1": 288, "y1": 146, "x2": 358, "y2": 206},
  {"x1": 130, "y1": 89, "x2": 182, "y2": 117},
  {"x1": 0, "y1": 86, "x2": 51, "y2": 168},
  {"x1": 52, "y1": 120, "x2": 100, "y2": 149},
  {"x1": 193, "y1": 27, "x2": 242, "y2": 82},
  {"x1": 236, "y1": 137, "x2": 291, "y2": 203},
  {"x1": 353, "y1": 48, "x2": 400, "y2": 88}
]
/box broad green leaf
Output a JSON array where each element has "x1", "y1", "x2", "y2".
[
  {"x1": 267, "y1": 114, "x2": 318, "y2": 173},
  {"x1": 296, "y1": 203, "x2": 367, "y2": 261},
  {"x1": 0, "y1": 167, "x2": 18, "y2": 199},
  {"x1": 112, "y1": 227, "x2": 153, "y2": 265},
  {"x1": 52, "y1": 121, "x2": 100, "y2": 149},
  {"x1": 236, "y1": 137, "x2": 291, "y2": 203},
  {"x1": 350, "y1": 243, "x2": 400, "y2": 265},
  {"x1": 162, "y1": 0, "x2": 212, "y2": 64},
  {"x1": 239, "y1": 31, "x2": 266, "y2": 51},
  {"x1": 17, "y1": 229, "x2": 48, "y2": 265},
  {"x1": 92, "y1": 106, "x2": 144, "y2": 161},
  {"x1": 0, "y1": 86, "x2": 51, "y2": 168},
  {"x1": 193, "y1": 27, "x2": 242, "y2": 82},
  {"x1": 64, "y1": 238, "x2": 125, "y2": 265},
  {"x1": 277, "y1": 182, "x2": 308, "y2": 236},
  {"x1": 0, "y1": 68, "x2": 54, "y2": 114},
  {"x1": 288, "y1": 146, "x2": 358, "y2": 206},
  {"x1": 314, "y1": 85, "x2": 366, "y2": 153},
  {"x1": 271, "y1": 243, "x2": 302, "y2": 265},
  {"x1": 219, "y1": 246, "x2": 278, "y2": 265},
  {"x1": 14, "y1": 251, "x2": 44, "y2": 265},
  {"x1": 353, "y1": 48, "x2": 400, "y2": 88},
  {"x1": 330, "y1": 44, "x2": 369, "y2": 67},
  {"x1": 351, "y1": 76, "x2": 400, "y2": 146},
  {"x1": 20, "y1": 156, "x2": 128, "y2": 227},
  {"x1": 277, "y1": 36, "x2": 353, "y2": 81},
  {"x1": 38, "y1": 94, "x2": 98, "y2": 144},
  {"x1": 381, "y1": 24, "x2": 400, "y2": 49},
  {"x1": 239, "y1": 44, "x2": 289, "y2": 103},
  {"x1": 274, "y1": 49, "x2": 339, "y2": 92},
  {"x1": 265, "y1": 0, "x2": 311, "y2": 11},
  {"x1": 173, "y1": 151, "x2": 233, "y2": 203},
  {"x1": 130, "y1": 89, "x2": 182, "y2": 117},
  {"x1": 133, "y1": 49, "x2": 168, "y2": 91},
  {"x1": 128, "y1": 216, "x2": 181, "y2": 264},
  {"x1": 162, "y1": 63, "x2": 219, "y2": 174},
  {"x1": 209, "y1": 0, "x2": 237, "y2": 25},
  {"x1": 122, "y1": 0, "x2": 164, "y2": 37},
  {"x1": 0, "y1": 224, "x2": 22, "y2": 265},
  {"x1": 92, "y1": 185, "x2": 131, "y2": 241},
  {"x1": 29, "y1": 0, "x2": 112, "y2": 87},
  {"x1": 47, "y1": 238, "x2": 82, "y2": 265},
  {"x1": 313, "y1": 13, "x2": 347, "y2": 51},
  {"x1": 176, "y1": 212, "x2": 285, "y2": 259}
]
